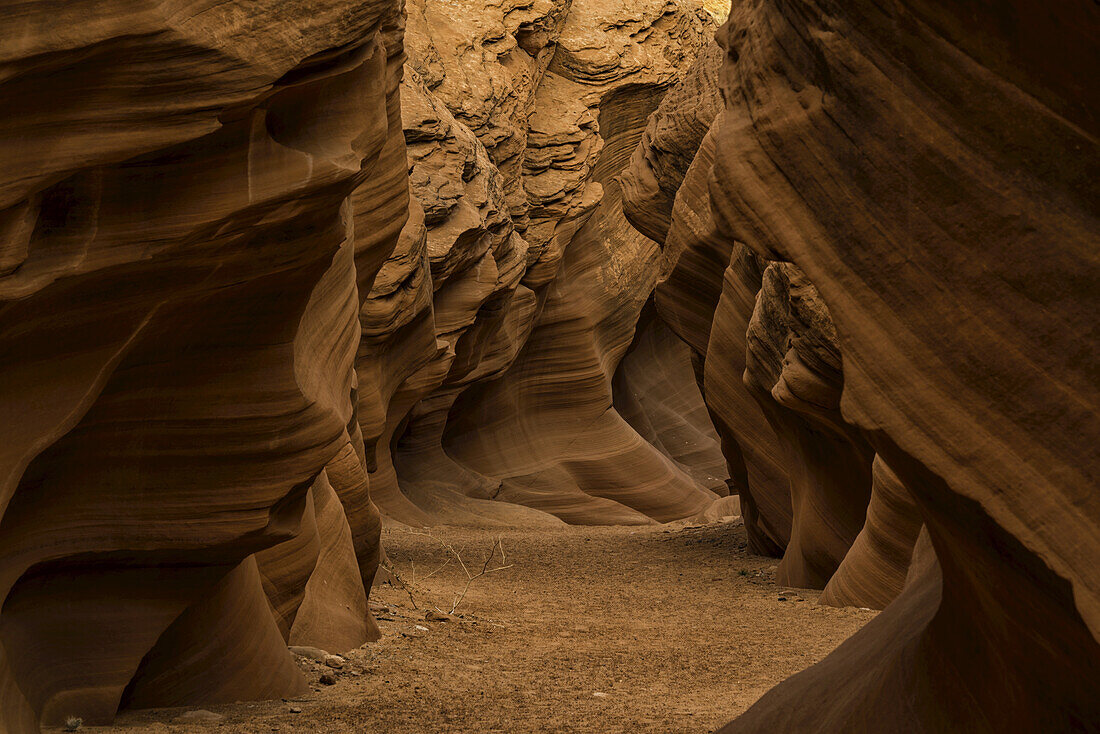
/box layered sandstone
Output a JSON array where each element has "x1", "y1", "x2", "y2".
[
  {"x1": 1, "y1": 6, "x2": 732, "y2": 727},
  {"x1": 620, "y1": 42, "x2": 791, "y2": 554},
  {"x1": 362, "y1": 0, "x2": 730, "y2": 525},
  {"x1": 620, "y1": 0, "x2": 1100, "y2": 730},
  {"x1": 743, "y1": 262, "x2": 875, "y2": 588},
  {"x1": 0, "y1": 0, "x2": 408, "y2": 729}
]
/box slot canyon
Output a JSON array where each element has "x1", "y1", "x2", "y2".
[{"x1": 0, "y1": 0, "x2": 1096, "y2": 732}]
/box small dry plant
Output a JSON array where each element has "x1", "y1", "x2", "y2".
[{"x1": 380, "y1": 530, "x2": 513, "y2": 615}]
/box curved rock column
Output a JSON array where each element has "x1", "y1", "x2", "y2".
[{"x1": 620, "y1": 41, "x2": 792, "y2": 553}]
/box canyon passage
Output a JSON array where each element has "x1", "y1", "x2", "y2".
[{"x1": 0, "y1": 0, "x2": 1097, "y2": 733}]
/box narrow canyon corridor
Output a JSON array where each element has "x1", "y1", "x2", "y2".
[
  {"x1": 1, "y1": 0, "x2": 1096, "y2": 732},
  {"x1": 99, "y1": 523, "x2": 874, "y2": 733}
]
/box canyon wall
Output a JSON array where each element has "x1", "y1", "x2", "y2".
[
  {"x1": 624, "y1": 0, "x2": 1100, "y2": 731},
  {"x1": 0, "y1": 1, "x2": 725, "y2": 730},
  {"x1": 0, "y1": 0, "x2": 409, "y2": 729},
  {"x1": 365, "y1": 0, "x2": 731, "y2": 526},
  {"x1": 5, "y1": 0, "x2": 1094, "y2": 730}
]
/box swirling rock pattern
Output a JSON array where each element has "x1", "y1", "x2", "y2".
[
  {"x1": 0, "y1": 0, "x2": 407, "y2": 729},
  {"x1": 819, "y1": 456, "x2": 922, "y2": 610},
  {"x1": 0, "y1": 8, "x2": 731, "y2": 727},
  {"x1": 702, "y1": 0, "x2": 1100, "y2": 730},
  {"x1": 356, "y1": 0, "x2": 730, "y2": 526},
  {"x1": 623, "y1": 0, "x2": 1099, "y2": 728},
  {"x1": 620, "y1": 44, "x2": 791, "y2": 554},
  {"x1": 2, "y1": 2, "x2": 732, "y2": 728},
  {"x1": 612, "y1": 304, "x2": 729, "y2": 498}
]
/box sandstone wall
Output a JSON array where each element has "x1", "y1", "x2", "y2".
[
  {"x1": 0, "y1": 2, "x2": 728, "y2": 729},
  {"x1": 620, "y1": 41, "x2": 792, "y2": 553},
  {"x1": 0, "y1": 0, "x2": 410, "y2": 729},
  {"x1": 364, "y1": 0, "x2": 731, "y2": 526},
  {"x1": 623, "y1": 0, "x2": 1100, "y2": 730}
]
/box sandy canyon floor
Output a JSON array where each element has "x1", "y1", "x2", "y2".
[{"x1": 92, "y1": 522, "x2": 875, "y2": 733}]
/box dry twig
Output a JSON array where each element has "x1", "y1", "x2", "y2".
[
  {"x1": 380, "y1": 560, "x2": 420, "y2": 610},
  {"x1": 435, "y1": 536, "x2": 513, "y2": 615},
  {"x1": 382, "y1": 529, "x2": 514, "y2": 615}
]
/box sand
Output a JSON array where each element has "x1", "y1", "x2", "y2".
[{"x1": 94, "y1": 521, "x2": 875, "y2": 733}]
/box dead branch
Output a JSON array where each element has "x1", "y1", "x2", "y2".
[
  {"x1": 382, "y1": 529, "x2": 514, "y2": 616},
  {"x1": 380, "y1": 560, "x2": 419, "y2": 610},
  {"x1": 435, "y1": 536, "x2": 513, "y2": 615}
]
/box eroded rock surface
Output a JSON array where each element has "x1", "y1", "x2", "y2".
[
  {"x1": 620, "y1": 41, "x2": 791, "y2": 554},
  {"x1": 0, "y1": 0, "x2": 409, "y2": 729},
  {"x1": 623, "y1": 0, "x2": 1100, "y2": 730},
  {"x1": 0, "y1": 2, "x2": 727, "y2": 727},
  {"x1": 361, "y1": 0, "x2": 730, "y2": 525}
]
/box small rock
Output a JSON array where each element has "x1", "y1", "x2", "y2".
[
  {"x1": 288, "y1": 645, "x2": 330, "y2": 662},
  {"x1": 175, "y1": 710, "x2": 224, "y2": 723},
  {"x1": 592, "y1": 691, "x2": 609, "y2": 698},
  {"x1": 289, "y1": 706, "x2": 302, "y2": 714},
  {"x1": 63, "y1": 718, "x2": 82, "y2": 733},
  {"x1": 414, "y1": 624, "x2": 429, "y2": 632},
  {"x1": 319, "y1": 672, "x2": 337, "y2": 685},
  {"x1": 323, "y1": 655, "x2": 345, "y2": 669},
  {"x1": 425, "y1": 609, "x2": 452, "y2": 623}
]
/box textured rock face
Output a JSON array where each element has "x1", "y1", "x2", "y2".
[
  {"x1": 819, "y1": 456, "x2": 921, "y2": 609},
  {"x1": 0, "y1": 0, "x2": 407, "y2": 729},
  {"x1": 743, "y1": 262, "x2": 876, "y2": 588},
  {"x1": 439, "y1": 0, "x2": 719, "y2": 523},
  {"x1": 612, "y1": 304, "x2": 729, "y2": 498},
  {"x1": 1, "y1": 4, "x2": 728, "y2": 725},
  {"x1": 620, "y1": 41, "x2": 791, "y2": 554},
  {"x1": 357, "y1": 0, "x2": 730, "y2": 526},
  {"x1": 621, "y1": 0, "x2": 1100, "y2": 730}
]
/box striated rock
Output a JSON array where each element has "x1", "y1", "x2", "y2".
[
  {"x1": 351, "y1": 0, "x2": 729, "y2": 526},
  {"x1": 707, "y1": 0, "x2": 1100, "y2": 730},
  {"x1": 819, "y1": 456, "x2": 922, "y2": 610},
  {"x1": 619, "y1": 40, "x2": 726, "y2": 245},
  {"x1": 612, "y1": 304, "x2": 729, "y2": 497},
  {"x1": 743, "y1": 262, "x2": 874, "y2": 588},
  {"x1": 0, "y1": 0, "x2": 407, "y2": 729},
  {"x1": 703, "y1": 240, "x2": 792, "y2": 556},
  {"x1": 621, "y1": 0, "x2": 1098, "y2": 726},
  {"x1": 435, "y1": 0, "x2": 721, "y2": 524},
  {"x1": 620, "y1": 44, "x2": 790, "y2": 554}
]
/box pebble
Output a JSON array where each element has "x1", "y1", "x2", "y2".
[{"x1": 288, "y1": 646, "x2": 330, "y2": 662}]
